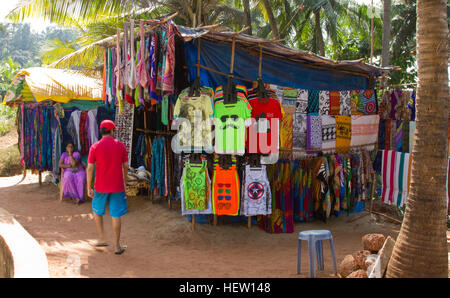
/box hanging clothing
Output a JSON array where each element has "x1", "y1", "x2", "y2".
[
  {"x1": 67, "y1": 110, "x2": 81, "y2": 152},
  {"x1": 329, "y1": 91, "x2": 340, "y2": 115},
  {"x1": 150, "y1": 137, "x2": 166, "y2": 196},
  {"x1": 280, "y1": 108, "x2": 294, "y2": 149},
  {"x1": 321, "y1": 115, "x2": 336, "y2": 153},
  {"x1": 213, "y1": 90, "x2": 252, "y2": 155},
  {"x1": 296, "y1": 89, "x2": 308, "y2": 114},
  {"x1": 127, "y1": 19, "x2": 139, "y2": 89},
  {"x1": 115, "y1": 28, "x2": 123, "y2": 91},
  {"x1": 339, "y1": 90, "x2": 351, "y2": 116},
  {"x1": 79, "y1": 111, "x2": 90, "y2": 156},
  {"x1": 335, "y1": 115, "x2": 351, "y2": 153},
  {"x1": 307, "y1": 90, "x2": 319, "y2": 114},
  {"x1": 181, "y1": 159, "x2": 211, "y2": 214},
  {"x1": 306, "y1": 114, "x2": 322, "y2": 151},
  {"x1": 173, "y1": 86, "x2": 214, "y2": 152},
  {"x1": 292, "y1": 113, "x2": 307, "y2": 150},
  {"x1": 247, "y1": 95, "x2": 283, "y2": 154},
  {"x1": 319, "y1": 91, "x2": 330, "y2": 115},
  {"x1": 241, "y1": 165, "x2": 272, "y2": 216},
  {"x1": 212, "y1": 157, "x2": 240, "y2": 215},
  {"x1": 381, "y1": 150, "x2": 411, "y2": 207},
  {"x1": 86, "y1": 109, "x2": 99, "y2": 147},
  {"x1": 136, "y1": 20, "x2": 151, "y2": 88},
  {"x1": 350, "y1": 115, "x2": 380, "y2": 150},
  {"x1": 390, "y1": 90, "x2": 402, "y2": 120},
  {"x1": 162, "y1": 23, "x2": 175, "y2": 95}
]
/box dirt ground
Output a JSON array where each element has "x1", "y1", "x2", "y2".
[{"x1": 0, "y1": 173, "x2": 410, "y2": 278}]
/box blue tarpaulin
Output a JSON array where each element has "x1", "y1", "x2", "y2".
[{"x1": 184, "y1": 39, "x2": 371, "y2": 91}]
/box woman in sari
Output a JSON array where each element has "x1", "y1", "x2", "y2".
[{"x1": 59, "y1": 142, "x2": 86, "y2": 204}]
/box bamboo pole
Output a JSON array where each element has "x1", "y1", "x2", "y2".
[
  {"x1": 278, "y1": 142, "x2": 378, "y2": 153},
  {"x1": 194, "y1": 64, "x2": 254, "y2": 83},
  {"x1": 370, "y1": 210, "x2": 402, "y2": 224}
]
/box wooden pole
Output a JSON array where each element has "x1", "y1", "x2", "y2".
[
  {"x1": 192, "y1": 215, "x2": 196, "y2": 231},
  {"x1": 214, "y1": 214, "x2": 218, "y2": 226},
  {"x1": 38, "y1": 171, "x2": 42, "y2": 186},
  {"x1": 230, "y1": 37, "x2": 236, "y2": 75},
  {"x1": 248, "y1": 216, "x2": 251, "y2": 229},
  {"x1": 370, "y1": 0, "x2": 374, "y2": 64},
  {"x1": 258, "y1": 46, "x2": 263, "y2": 79}
]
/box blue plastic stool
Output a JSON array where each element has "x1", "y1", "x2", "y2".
[{"x1": 297, "y1": 230, "x2": 337, "y2": 278}]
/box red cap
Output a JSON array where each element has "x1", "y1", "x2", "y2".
[{"x1": 100, "y1": 120, "x2": 117, "y2": 132}]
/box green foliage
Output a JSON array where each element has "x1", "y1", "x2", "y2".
[
  {"x1": 8, "y1": 0, "x2": 443, "y2": 80},
  {"x1": 0, "y1": 144, "x2": 22, "y2": 177},
  {"x1": 0, "y1": 57, "x2": 21, "y2": 99},
  {"x1": 0, "y1": 104, "x2": 16, "y2": 137}
]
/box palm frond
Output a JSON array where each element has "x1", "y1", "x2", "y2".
[{"x1": 7, "y1": 0, "x2": 147, "y2": 27}]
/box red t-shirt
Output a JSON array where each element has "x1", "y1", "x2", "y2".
[
  {"x1": 88, "y1": 136, "x2": 128, "y2": 193},
  {"x1": 246, "y1": 97, "x2": 283, "y2": 154}
]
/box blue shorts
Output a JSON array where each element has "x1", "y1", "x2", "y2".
[{"x1": 92, "y1": 191, "x2": 127, "y2": 218}]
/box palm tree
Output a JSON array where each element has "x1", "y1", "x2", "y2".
[
  {"x1": 260, "y1": 0, "x2": 280, "y2": 39},
  {"x1": 385, "y1": 0, "x2": 449, "y2": 278},
  {"x1": 381, "y1": 0, "x2": 391, "y2": 67}
]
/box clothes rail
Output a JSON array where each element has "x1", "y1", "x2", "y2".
[
  {"x1": 136, "y1": 128, "x2": 176, "y2": 136},
  {"x1": 278, "y1": 142, "x2": 378, "y2": 153}
]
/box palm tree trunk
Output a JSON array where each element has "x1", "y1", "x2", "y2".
[
  {"x1": 386, "y1": 0, "x2": 449, "y2": 278},
  {"x1": 381, "y1": 0, "x2": 391, "y2": 67},
  {"x1": 262, "y1": 0, "x2": 280, "y2": 39},
  {"x1": 314, "y1": 10, "x2": 325, "y2": 56},
  {"x1": 243, "y1": 0, "x2": 252, "y2": 35}
]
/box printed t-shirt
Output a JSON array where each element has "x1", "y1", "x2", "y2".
[
  {"x1": 241, "y1": 165, "x2": 272, "y2": 216},
  {"x1": 88, "y1": 136, "x2": 128, "y2": 193},
  {"x1": 247, "y1": 97, "x2": 283, "y2": 154},
  {"x1": 212, "y1": 158, "x2": 240, "y2": 215},
  {"x1": 173, "y1": 87, "x2": 214, "y2": 152},
  {"x1": 214, "y1": 99, "x2": 252, "y2": 155}
]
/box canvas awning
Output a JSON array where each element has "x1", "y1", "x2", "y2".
[
  {"x1": 2, "y1": 67, "x2": 103, "y2": 107},
  {"x1": 176, "y1": 24, "x2": 391, "y2": 90}
]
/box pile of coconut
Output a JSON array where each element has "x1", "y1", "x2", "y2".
[{"x1": 338, "y1": 234, "x2": 395, "y2": 278}]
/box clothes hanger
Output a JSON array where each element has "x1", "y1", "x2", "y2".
[
  {"x1": 223, "y1": 37, "x2": 237, "y2": 105},
  {"x1": 248, "y1": 154, "x2": 261, "y2": 168},
  {"x1": 188, "y1": 38, "x2": 202, "y2": 97},
  {"x1": 256, "y1": 46, "x2": 269, "y2": 103},
  {"x1": 219, "y1": 155, "x2": 232, "y2": 170},
  {"x1": 189, "y1": 153, "x2": 202, "y2": 165}
]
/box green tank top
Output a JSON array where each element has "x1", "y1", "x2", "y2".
[{"x1": 183, "y1": 160, "x2": 208, "y2": 210}]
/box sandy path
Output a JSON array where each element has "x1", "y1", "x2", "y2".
[{"x1": 0, "y1": 174, "x2": 403, "y2": 278}]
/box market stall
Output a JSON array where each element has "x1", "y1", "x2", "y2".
[
  {"x1": 96, "y1": 14, "x2": 394, "y2": 233},
  {"x1": 1, "y1": 67, "x2": 115, "y2": 186}
]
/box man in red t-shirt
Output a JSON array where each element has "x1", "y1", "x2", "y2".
[{"x1": 86, "y1": 120, "x2": 128, "y2": 255}]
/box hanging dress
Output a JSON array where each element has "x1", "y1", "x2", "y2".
[{"x1": 127, "y1": 19, "x2": 139, "y2": 90}]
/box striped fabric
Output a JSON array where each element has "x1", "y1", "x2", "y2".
[{"x1": 381, "y1": 150, "x2": 412, "y2": 207}]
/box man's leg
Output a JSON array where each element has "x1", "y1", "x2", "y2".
[
  {"x1": 92, "y1": 192, "x2": 108, "y2": 246},
  {"x1": 109, "y1": 191, "x2": 127, "y2": 254},
  {"x1": 112, "y1": 216, "x2": 123, "y2": 253},
  {"x1": 93, "y1": 212, "x2": 107, "y2": 245}
]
